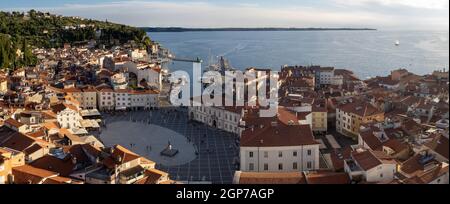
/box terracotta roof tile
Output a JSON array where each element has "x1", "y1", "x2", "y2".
[
  {"x1": 352, "y1": 150, "x2": 382, "y2": 171},
  {"x1": 237, "y1": 171, "x2": 306, "y2": 184}
]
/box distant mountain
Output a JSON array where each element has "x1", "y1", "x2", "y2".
[{"x1": 141, "y1": 27, "x2": 377, "y2": 32}]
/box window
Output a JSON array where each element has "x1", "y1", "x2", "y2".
[
  {"x1": 249, "y1": 163, "x2": 254, "y2": 171},
  {"x1": 307, "y1": 162, "x2": 312, "y2": 169},
  {"x1": 293, "y1": 162, "x2": 298, "y2": 170},
  {"x1": 307, "y1": 150, "x2": 312, "y2": 156},
  {"x1": 278, "y1": 163, "x2": 283, "y2": 170},
  {"x1": 264, "y1": 151, "x2": 268, "y2": 158},
  {"x1": 278, "y1": 151, "x2": 283, "y2": 158},
  {"x1": 264, "y1": 164, "x2": 268, "y2": 171},
  {"x1": 293, "y1": 151, "x2": 297, "y2": 157},
  {"x1": 249, "y1": 151, "x2": 254, "y2": 158}
]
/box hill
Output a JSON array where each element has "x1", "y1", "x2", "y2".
[{"x1": 0, "y1": 10, "x2": 150, "y2": 69}]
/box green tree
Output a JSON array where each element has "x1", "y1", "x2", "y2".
[
  {"x1": 0, "y1": 34, "x2": 12, "y2": 69},
  {"x1": 21, "y1": 39, "x2": 36, "y2": 66}
]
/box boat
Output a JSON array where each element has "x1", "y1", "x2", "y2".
[{"x1": 395, "y1": 40, "x2": 400, "y2": 46}]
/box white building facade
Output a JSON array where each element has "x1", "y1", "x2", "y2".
[
  {"x1": 319, "y1": 68, "x2": 335, "y2": 86},
  {"x1": 189, "y1": 105, "x2": 242, "y2": 135},
  {"x1": 57, "y1": 108, "x2": 82, "y2": 129},
  {"x1": 97, "y1": 88, "x2": 115, "y2": 111},
  {"x1": 240, "y1": 145, "x2": 320, "y2": 172},
  {"x1": 114, "y1": 90, "x2": 130, "y2": 110},
  {"x1": 129, "y1": 91, "x2": 159, "y2": 110}
]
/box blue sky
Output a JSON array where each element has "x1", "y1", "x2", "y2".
[{"x1": 0, "y1": 0, "x2": 448, "y2": 30}]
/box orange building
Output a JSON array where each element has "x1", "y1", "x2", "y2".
[{"x1": 0, "y1": 147, "x2": 25, "y2": 184}]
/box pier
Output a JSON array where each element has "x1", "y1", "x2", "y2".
[{"x1": 168, "y1": 56, "x2": 203, "y2": 63}]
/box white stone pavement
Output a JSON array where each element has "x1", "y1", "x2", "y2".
[{"x1": 100, "y1": 121, "x2": 197, "y2": 166}]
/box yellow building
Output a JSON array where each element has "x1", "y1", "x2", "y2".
[
  {"x1": 0, "y1": 77, "x2": 8, "y2": 94},
  {"x1": 311, "y1": 98, "x2": 328, "y2": 133},
  {"x1": 336, "y1": 100, "x2": 384, "y2": 139},
  {"x1": 0, "y1": 147, "x2": 25, "y2": 184}
]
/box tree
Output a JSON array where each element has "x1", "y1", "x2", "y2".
[
  {"x1": 22, "y1": 39, "x2": 36, "y2": 66},
  {"x1": 0, "y1": 34, "x2": 12, "y2": 69}
]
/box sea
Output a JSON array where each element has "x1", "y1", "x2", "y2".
[{"x1": 148, "y1": 30, "x2": 449, "y2": 79}]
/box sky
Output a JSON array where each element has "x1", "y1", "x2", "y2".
[{"x1": 0, "y1": 0, "x2": 448, "y2": 30}]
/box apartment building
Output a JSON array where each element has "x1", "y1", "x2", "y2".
[
  {"x1": 189, "y1": 105, "x2": 242, "y2": 135},
  {"x1": 97, "y1": 87, "x2": 115, "y2": 111},
  {"x1": 0, "y1": 147, "x2": 26, "y2": 184},
  {"x1": 240, "y1": 108, "x2": 320, "y2": 172},
  {"x1": 336, "y1": 99, "x2": 384, "y2": 139}
]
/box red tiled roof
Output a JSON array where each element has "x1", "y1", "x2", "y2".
[
  {"x1": 4, "y1": 118, "x2": 25, "y2": 128},
  {"x1": 237, "y1": 171, "x2": 306, "y2": 184},
  {"x1": 403, "y1": 163, "x2": 448, "y2": 184},
  {"x1": 103, "y1": 145, "x2": 140, "y2": 169},
  {"x1": 241, "y1": 123, "x2": 319, "y2": 147},
  {"x1": 383, "y1": 139, "x2": 409, "y2": 154},
  {"x1": 352, "y1": 150, "x2": 382, "y2": 171},
  {"x1": 424, "y1": 134, "x2": 449, "y2": 161},
  {"x1": 338, "y1": 100, "x2": 383, "y2": 117},
  {"x1": 27, "y1": 129, "x2": 46, "y2": 139},
  {"x1": 0, "y1": 132, "x2": 36, "y2": 152},
  {"x1": 31, "y1": 155, "x2": 77, "y2": 177},
  {"x1": 64, "y1": 87, "x2": 81, "y2": 93},
  {"x1": 304, "y1": 171, "x2": 351, "y2": 184},
  {"x1": 12, "y1": 165, "x2": 58, "y2": 184}
]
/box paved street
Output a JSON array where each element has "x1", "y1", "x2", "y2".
[
  {"x1": 314, "y1": 129, "x2": 357, "y2": 154},
  {"x1": 101, "y1": 108, "x2": 239, "y2": 184}
]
